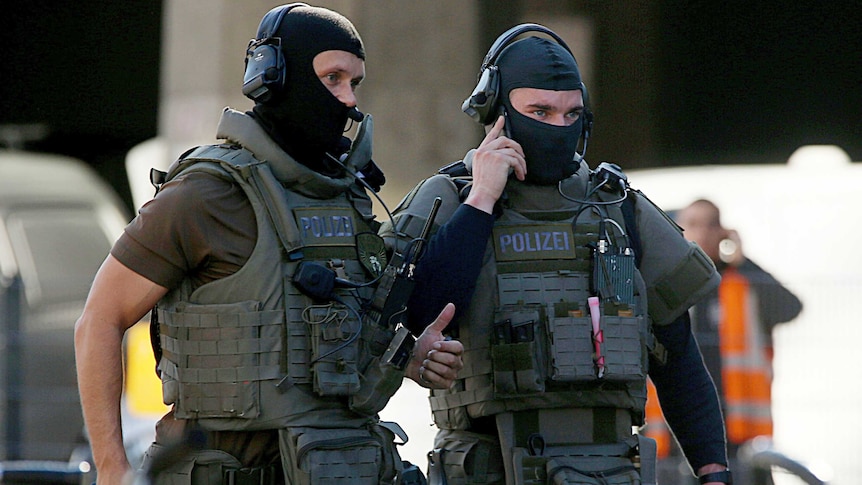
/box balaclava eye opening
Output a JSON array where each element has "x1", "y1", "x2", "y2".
[
  {"x1": 496, "y1": 36, "x2": 585, "y2": 185},
  {"x1": 250, "y1": 5, "x2": 365, "y2": 173}
]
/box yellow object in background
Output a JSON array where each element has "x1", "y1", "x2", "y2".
[{"x1": 125, "y1": 322, "x2": 169, "y2": 415}]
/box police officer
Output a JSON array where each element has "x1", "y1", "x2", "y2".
[
  {"x1": 74, "y1": 4, "x2": 482, "y2": 484},
  {"x1": 383, "y1": 26, "x2": 733, "y2": 485}
]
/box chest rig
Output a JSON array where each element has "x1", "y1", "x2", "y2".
[
  {"x1": 152, "y1": 144, "x2": 400, "y2": 432},
  {"x1": 428, "y1": 169, "x2": 656, "y2": 436}
]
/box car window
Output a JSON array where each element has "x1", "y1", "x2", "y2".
[{"x1": 5, "y1": 206, "x2": 112, "y2": 309}]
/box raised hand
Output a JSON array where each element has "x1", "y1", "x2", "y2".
[{"x1": 465, "y1": 115, "x2": 527, "y2": 214}]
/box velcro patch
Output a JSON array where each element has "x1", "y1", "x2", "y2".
[
  {"x1": 493, "y1": 223, "x2": 576, "y2": 261},
  {"x1": 294, "y1": 207, "x2": 356, "y2": 246}
]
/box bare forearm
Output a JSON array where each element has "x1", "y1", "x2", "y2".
[
  {"x1": 74, "y1": 255, "x2": 168, "y2": 483},
  {"x1": 75, "y1": 315, "x2": 131, "y2": 475}
]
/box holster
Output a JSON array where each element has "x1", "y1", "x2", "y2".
[{"x1": 140, "y1": 442, "x2": 282, "y2": 485}]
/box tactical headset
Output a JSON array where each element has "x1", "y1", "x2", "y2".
[
  {"x1": 242, "y1": 3, "x2": 309, "y2": 103},
  {"x1": 462, "y1": 23, "x2": 593, "y2": 148}
]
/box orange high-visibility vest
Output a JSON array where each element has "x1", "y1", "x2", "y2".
[
  {"x1": 719, "y1": 267, "x2": 773, "y2": 443},
  {"x1": 642, "y1": 267, "x2": 773, "y2": 455}
]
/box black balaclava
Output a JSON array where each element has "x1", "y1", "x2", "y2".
[
  {"x1": 496, "y1": 36, "x2": 585, "y2": 185},
  {"x1": 251, "y1": 5, "x2": 365, "y2": 173}
]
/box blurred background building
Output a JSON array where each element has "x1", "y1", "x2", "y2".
[
  {"x1": 2, "y1": 1, "x2": 860, "y2": 482},
  {"x1": 3, "y1": 0, "x2": 861, "y2": 212}
]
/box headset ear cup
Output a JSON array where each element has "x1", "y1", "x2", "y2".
[
  {"x1": 461, "y1": 66, "x2": 500, "y2": 125},
  {"x1": 463, "y1": 23, "x2": 573, "y2": 126},
  {"x1": 578, "y1": 80, "x2": 592, "y2": 156},
  {"x1": 242, "y1": 43, "x2": 286, "y2": 102},
  {"x1": 242, "y1": 3, "x2": 307, "y2": 103}
]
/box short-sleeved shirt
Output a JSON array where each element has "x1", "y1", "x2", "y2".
[{"x1": 112, "y1": 171, "x2": 257, "y2": 291}]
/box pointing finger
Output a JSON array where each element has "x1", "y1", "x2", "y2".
[{"x1": 479, "y1": 115, "x2": 506, "y2": 148}]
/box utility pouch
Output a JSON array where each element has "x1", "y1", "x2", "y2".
[
  {"x1": 427, "y1": 430, "x2": 505, "y2": 484},
  {"x1": 304, "y1": 303, "x2": 361, "y2": 396},
  {"x1": 512, "y1": 447, "x2": 639, "y2": 485},
  {"x1": 549, "y1": 305, "x2": 645, "y2": 383},
  {"x1": 547, "y1": 310, "x2": 595, "y2": 382},
  {"x1": 597, "y1": 314, "x2": 646, "y2": 382},
  {"x1": 491, "y1": 306, "x2": 547, "y2": 395},
  {"x1": 140, "y1": 443, "x2": 243, "y2": 485},
  {"x1": 544, "y1": 456, "x2": 639, "y2": 485},
  {"x1": 280, "y1": 426, "x2": 398, "y2": 485},
  {"x1": 349, "y1": 354, "x2": 407, "y2": 416}
]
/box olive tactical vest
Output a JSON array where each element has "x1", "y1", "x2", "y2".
[
  {"x1": 154, "y1": 144, "x2": 392, "y2": 432},
  {"x1": 383, "y1": 157, "x2": 718, "y2": 435}
]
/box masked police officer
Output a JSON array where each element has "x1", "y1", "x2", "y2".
[
  {"x1": 383, "y1": 25, "x2": 733, "y2": 485},
  {"x1": 73, "y1": 4, "x2": 508, "y2": 484}
]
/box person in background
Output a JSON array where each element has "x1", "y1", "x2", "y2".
[{"x1": 645, "y1": 198, "x2": 803, "y2": 484}]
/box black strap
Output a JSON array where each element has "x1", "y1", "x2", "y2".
[
  {"x1": 224, "y1": 464, "x2": 281, "y2": 485},
  {"x1": 149, "y1": 306, "x2": 161, "y2": 377},
  {"x1": 699, "y1": 469, "x2": 733, "y2": 484},
  {"x1": 620, "y1": 193, "x2": 642, "y2": 268}
]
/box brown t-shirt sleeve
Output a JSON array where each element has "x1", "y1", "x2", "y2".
[{"x1": 111, "y1": 171, "x2": 257, "y2": 290}]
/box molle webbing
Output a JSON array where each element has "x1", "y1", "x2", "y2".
[
  {"x1": 430, "y1": 386, "x2": 645, "y2": 424},
  {"x1": 159, "y1": 303, "x2": 285, "y2": 419}
]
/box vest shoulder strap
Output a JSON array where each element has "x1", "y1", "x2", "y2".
[
  {"x1": 150, "y1": 144, "x2": 259, "y2": 194},
  {"x1": 620, "y1": 194, "x2": 642, "y2": 268}
]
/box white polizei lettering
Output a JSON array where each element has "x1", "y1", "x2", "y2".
[
  {"x1": 499, "y1": 231, "x2": 571, "y2": 253},
  {"x1": 300, "y1": 217, "x2": 312, "y2": 236},
  {"x1": 541, "y1": 232, "x2": 553, "y2": 250},
  {"x1": 313, "y1": 217, "x2": 326, "y2": 237},
  {"x1": 512, "y1": 233, "x2": 525, "y2": 252},
  {"x1": 300, "y1": 215, "x2": 355, "y2": 239},
  {"x1": 499, "y1": 234, "x2": 512, "y2": 253},
  {"x1": 523, "y1": 233, "x2": 536, "y2": 252},
  {"x1": 554, "y1": 231, "x2": 570, "y2": 251}
]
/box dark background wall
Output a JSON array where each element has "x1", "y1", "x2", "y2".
[
  {"x1": 653, "y1": 1, "x2": 862, "y2": 166},
  {"x1": 1, "y1": 1, "x2": 860, "y2": 213},
  {"x1": 0, "y1": 0, "x2": 163, "y2": 210}
]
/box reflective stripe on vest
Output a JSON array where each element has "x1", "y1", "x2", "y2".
[{"x1": 719, "y1": 267, "x2": 773, "y2": 442}]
